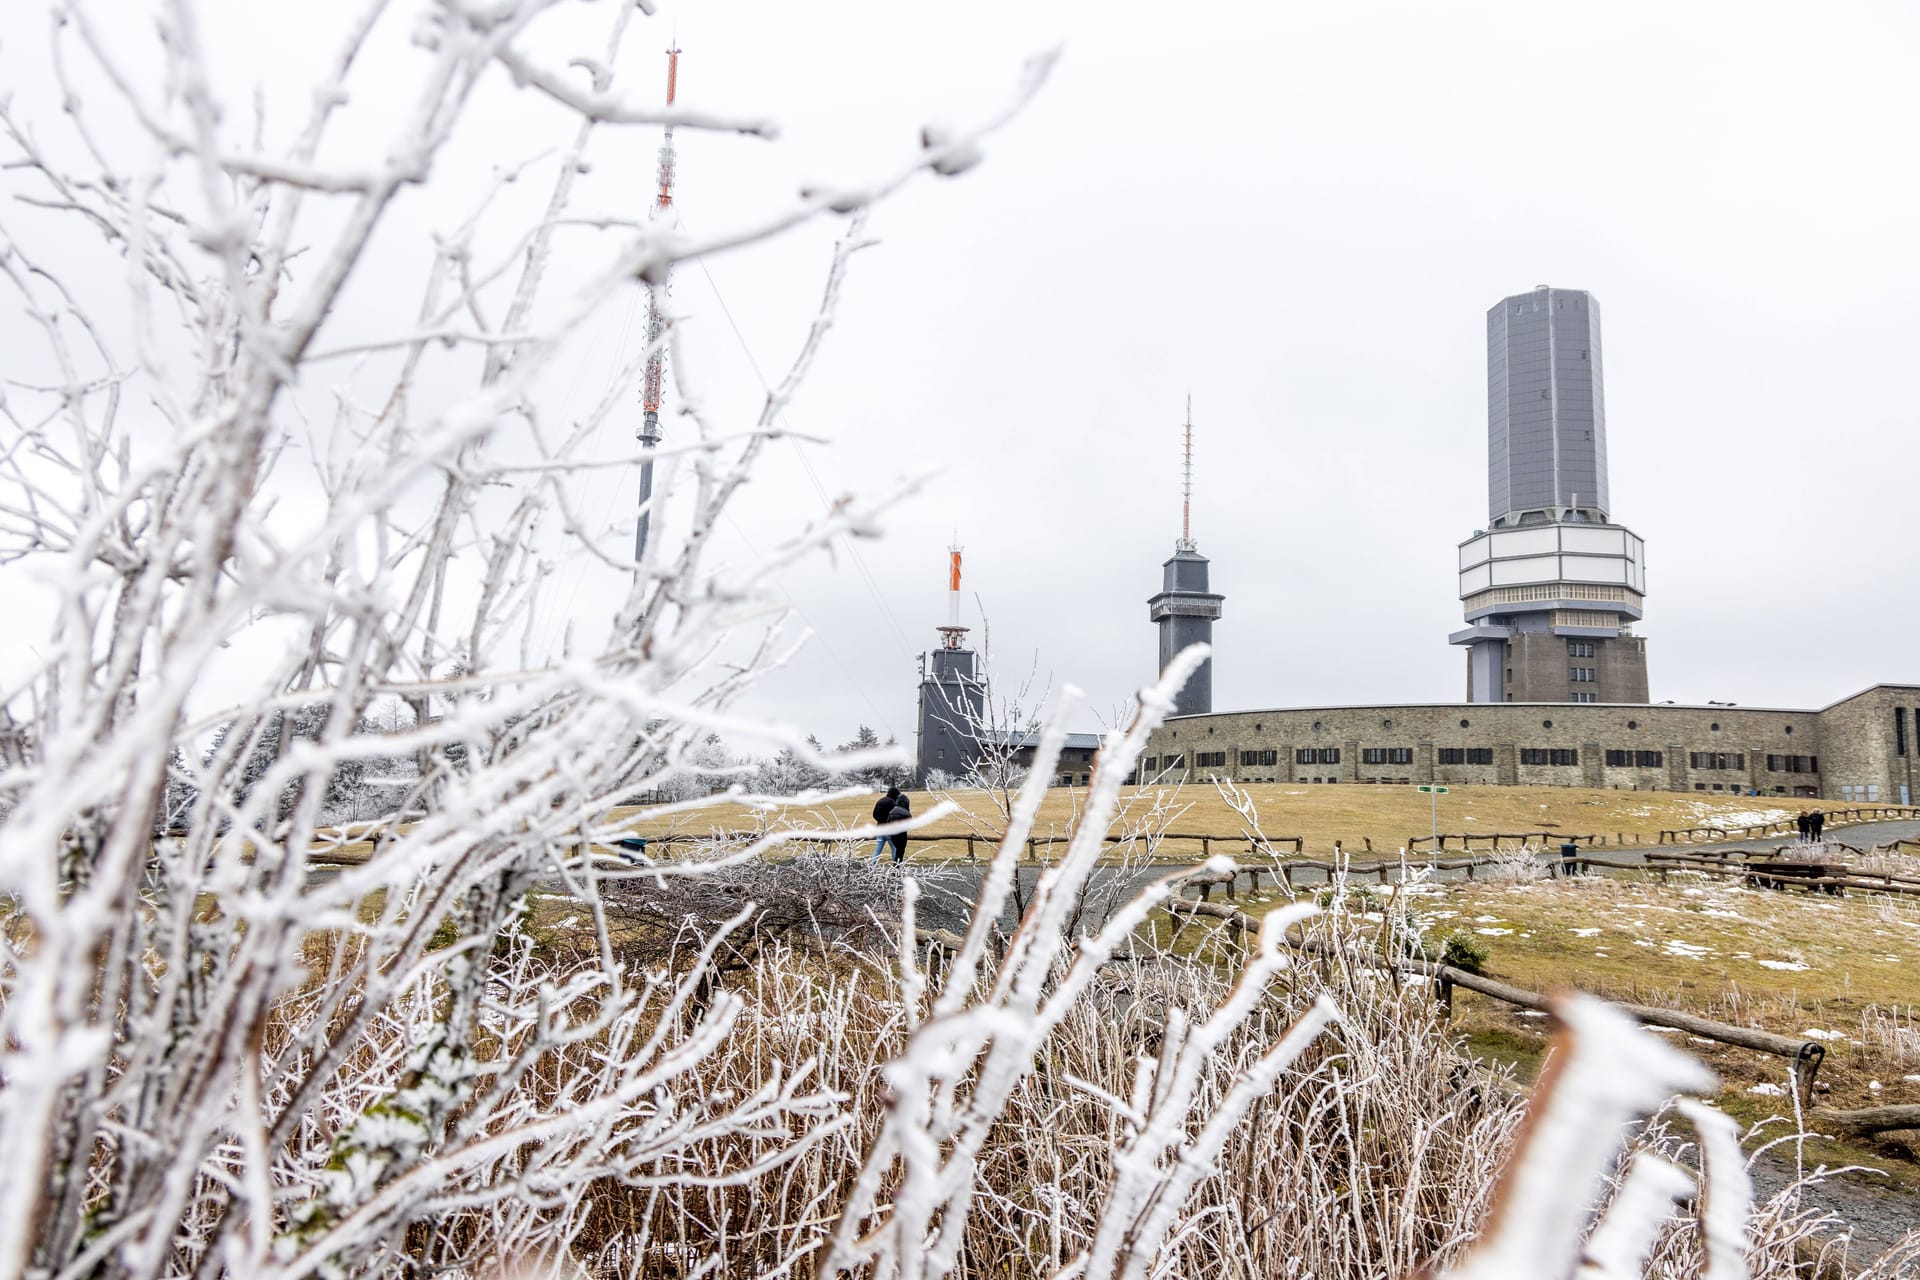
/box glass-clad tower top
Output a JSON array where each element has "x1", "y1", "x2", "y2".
[{"x1": 1487, "y1": 286, "x2": 1608, "y2": 526}]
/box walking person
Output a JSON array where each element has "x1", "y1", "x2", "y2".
[
  {"x1": 1810, "y1": 808, "x2": 1825, "y2": 841},
  {"x1": 870, "y1": 786, "x2": 901, "y2": 865},
  {"x1": 1796, "y1": 811, "x2": 1811, "y2": 842},
  {"x1": 886, "y1": 789, "x2": 913, "y2": 866}
]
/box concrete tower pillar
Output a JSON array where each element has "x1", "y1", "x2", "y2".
[
  {"x1": 1450, "y1": 286, "x2": 1651, "y2": 705},
  {"x1": 1149, "y1": 551, "x2": 1224, "y2": 717}
]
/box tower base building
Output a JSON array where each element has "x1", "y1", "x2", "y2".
[
  {"x1": 1450, "y1": 518, "x2": 1649, "y2": 704},
  {"x1": 914, "y1": 644, "x2": 984, "y2": 785},
  {"x1": 1139, "y1": 684, "x2": 1920, "y2": 804}
]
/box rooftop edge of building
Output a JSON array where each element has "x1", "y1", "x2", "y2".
[{"x1": 1158, "y1": 683, "x2": 1920, "y2": 722}]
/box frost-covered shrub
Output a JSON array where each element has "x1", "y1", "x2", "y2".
[{"x1": 1444, "y1": 929, "x2": 1491, "y2": 973}]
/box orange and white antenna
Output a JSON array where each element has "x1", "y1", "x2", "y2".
[
  {"x1": 638, "y1": 42, "x2": 682, "y2": 440},
  {"x1": 1176, "y1": 395, "x2": 1197, "y2": 552},
  {"x1": 936, "y1": 544, "x2": 968, "y2": 650}
]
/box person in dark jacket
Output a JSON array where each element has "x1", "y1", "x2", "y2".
[
  {"x1": 886, "y1": 790, "x2": 912, "y2": 865},
  {"x1": 1796, "y1": 811, "x2": 1811, "y2": 842},
  {"x1": 1809, "y1": 808, "x2": 1825, "y2": 841},
  {"x1": 870, "y1": 786, "x2": 900, "y2": 864}
]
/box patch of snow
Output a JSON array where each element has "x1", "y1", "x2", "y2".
[
  {"x1": 1571, "y1": 927, "x2": 1603, "y2": 937},
  {"x1": 1517, "y1": 1010, "x2": 1548, "y2": 1018},
  {"x1": 1476, "y1": 927, "x2": 1514, "y2": 936},
  {"x1": 1702, "y1": 908, "x2": 1742, "y2": 919},
  {"x1": 1473, "y1": 915, "x2": 1504, "y2": 923},
  {"x1": 1747, "y1": 1083, "x2": 1786, "y2": 1097},
  {"x1": 1663, "y1": 940, "x2": 1711, "y2": 958},
  {"x1": 1800, "y1": 1029, "x2": 1848, "y2": 1041},
  {"x1": 1758, "y1": 960, "x2": 1809, "y2": 972}
]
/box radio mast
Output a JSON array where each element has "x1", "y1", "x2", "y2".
[{"x1": 635, "y1": 42, "x2": 681, "y2": 562}]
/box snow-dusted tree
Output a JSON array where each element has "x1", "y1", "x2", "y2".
[
  {"x1": 0, "y1": 2, "x2": 1048, "y2": 1275},
  {"x1": 827, "y1": 723, "x2": 913, "y2": 789},
  {"x1": 752, "y1": 743, "x2": 831, "y2": 796}
]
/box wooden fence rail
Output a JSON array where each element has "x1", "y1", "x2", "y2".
[
  {"x1": 589, "y1": 829, "x2": 1307, "y2": 861},
  {"x1": 1162, "y1": 897, "x2": 1828, "y2": 1105},
  {"x1": 1658, "y1": 806, "x2": 1920, "y2": 845},
  {"x1": 1406, "y1": 832, "x2": 1603, "y2": 852}
]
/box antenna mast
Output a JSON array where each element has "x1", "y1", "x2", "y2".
[
  {"x1": 1176, "y1": 396, "x2": 1197, "y2": 552},
  {"x1": 635, "y1": 42, "x2": 681, "y2": 562},
  {"x1": 936, "y1": 545, "x2": 968, "y2": 650}
]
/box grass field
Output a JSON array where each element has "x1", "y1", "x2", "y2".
[
  {"x1": 604, "y1": 782, "x2": 1810, "y2": 860},
  {"x1": 1209, "y1": 870, "x2": 1920, "y2": 1188}
]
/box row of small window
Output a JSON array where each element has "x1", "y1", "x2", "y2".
[
  {"x1": 1148, "y1": 749, "x2": 1819, "y2": 774},
  {"x1": 1604, "y1": 750, "x2": 1666, "y2": 768},
  {"x1": 1520, "y1": 748, "x2": 1580, "y2": 766},
  {"x1": 1570, "y1": 667, "x2": 1595, "y2": 682},
  {"x1": 1567, "y1": 641, "x2": 1595, "y2": 658},
  {"x1": 1570, "y1": 692, "x2": 1598, "y2": 702},
  {"x1": 1683, "y1": 752, "x2": 1819, "y2": 773}
]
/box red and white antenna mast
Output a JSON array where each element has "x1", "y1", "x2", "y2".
[
  {"x1": 936, "y1": 544, "x2": 968, "y2": 650},
  {"x1": 635, "y1": 42, "x2": 681, "y2": 561},
  {"x1": 1176, "y1": 395, "x2": 1197, "y2": 552}
]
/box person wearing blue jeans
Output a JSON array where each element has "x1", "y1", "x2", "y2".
[{"x1": 870, "y1": 785, "x2": 902, "y2": 865}]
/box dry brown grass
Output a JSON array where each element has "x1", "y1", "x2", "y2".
[
  {"x1": 556, "y1": 932, "x2": 1527, "y2": 1278},
  {"x1": 1233, "y1": 872, "x2": 1920, "y2": 1191}
]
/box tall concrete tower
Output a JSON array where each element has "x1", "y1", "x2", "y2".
[
  {"x1": 915, "y1": 546, "x2": 985, "y2": 783},
  {"x1": 1148, "y1": 400, "x2": 1224, "y2": 716},
  {"x1": 1450, "y1": 287, "x2": 1650, "y2": 704}
]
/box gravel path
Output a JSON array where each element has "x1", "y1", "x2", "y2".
[{"x1": 1751, "y1": 1147, "x2": 1920, "y2": 1263}]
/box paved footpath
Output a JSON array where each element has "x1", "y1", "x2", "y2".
[{"x1": 1675, "y1": 817, "x2": 1920, "y2": 858}]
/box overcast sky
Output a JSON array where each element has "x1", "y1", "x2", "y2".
[
  {"x1": 669, "y1": 0, "x2": 1920, "y2": 740},
  {"x1": 6, "y1": 1, "x2": 1918, "y2": 750}
]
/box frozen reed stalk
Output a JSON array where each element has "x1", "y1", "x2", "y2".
[
  {"x1": 0, "y1": 3, "x2": 1047, "y2": 1275},
  {"x1": 825, "y1": 649, "x2": 1232, "y2": 1280},
  {"x1": 1441, "y1": 994, "x2": 1728, "y2": 1280}
]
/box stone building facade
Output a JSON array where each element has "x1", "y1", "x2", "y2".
[{"x1": 1138, "y1": 683, "x2": 1920, "y2": 803}]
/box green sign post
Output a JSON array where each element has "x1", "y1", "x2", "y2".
[{"x1": 1416, "y1": 785, "x2": 1450, "y2": 845}]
